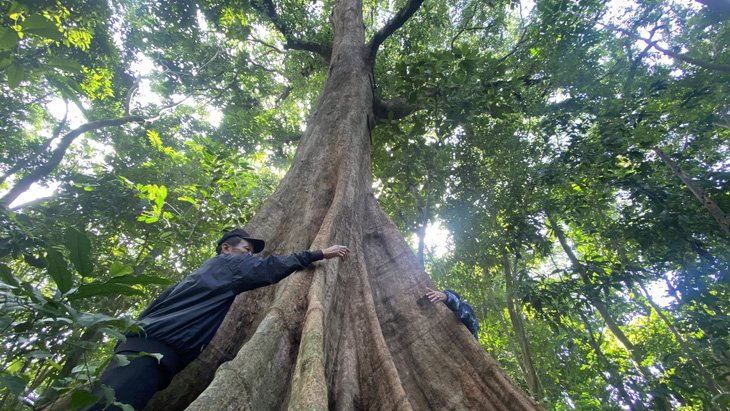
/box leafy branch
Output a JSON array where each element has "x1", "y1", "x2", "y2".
[{"x1": 0, "y1": 116, "x2": 145, "y2": 208}]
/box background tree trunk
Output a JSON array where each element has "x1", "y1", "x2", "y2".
[
  {"x1": 547, "y1": 212, "x2": 652, "y2": 380},
  {"x1": 502, "y1": 252, "x2": 543, "y2": 399},
  {"x1": 577, "y1": 312, "x2": 638, "y2": 409},
  {"x1": 144, "y1": 0, "x2": 543, "y2": 409},
  {"x1": 484, "y1": 269, "x2": 529, "y2": 387},
  {"x1": 653, "y1": 146, "x2": 730, "y2": 237}
]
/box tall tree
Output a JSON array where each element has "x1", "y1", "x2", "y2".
[{"x1": 135, "y1": 0, "x2": 543, "y2": 409}]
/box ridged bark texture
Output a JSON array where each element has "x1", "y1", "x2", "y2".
[{"x1": 145, "y1": 0, "x2": 543, "y2": 409}]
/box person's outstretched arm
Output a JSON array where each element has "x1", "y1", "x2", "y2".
[{"x1": 426, "y1": 287, "x2": 480, "y2": 340}]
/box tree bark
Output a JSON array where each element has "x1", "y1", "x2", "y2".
[
  {"x1": 653, "y1": 146, "x2": 730, "y2": 237},
  {"x1": 144, "y1": 0, "x2": 543, "y2": 409}
]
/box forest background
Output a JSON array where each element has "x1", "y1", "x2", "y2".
[{"x1": 0, "y1": 0, "x2": 729, "y2": 409}]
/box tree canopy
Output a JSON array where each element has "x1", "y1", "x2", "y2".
[{"x1": 1, "y1": 0, "x2": 729, "y2": 409}]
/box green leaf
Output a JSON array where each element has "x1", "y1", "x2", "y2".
[
  {"x1": 0, "y1": 375, "x2": 26, "y2": 396},
  {"x1": 64, "y1": 228, "x2": 94, "y2": 277},
  {"x1": 68, "y1": 283, "x2": 143, "y2": 300},
  {"x1": 46, "y1": 249, "x2": 73, "y2": 294},
  {"x1": 100, "y1": 327, "x2": 127, "y2": 341},
  {"x1": 0, "y1": 263, "x2": 19, "y2": 287},
  {"x1": 712, "y1": 392, "x2": 730, "y2": 407},
  {"x1": 70, "y1": 390, "x2": 98, "y2": 409},
  {"x1": 29, "y1": 350, "x2": 54, "y2": 359},
  {"x1": 109, "y1": 262, "x2": 134, "y2": 277},
  {"x1": 139, "y1": 351, "x2": 164, "y2": 363},
  {"x1": 108, "y1": 274, "x2": 171, "y2": 286},
  {"x1": 24, "y1": 252, "x2": 48, "y2": 268},
  {"x1": 47, "y1": 57, "x2": 84, "y2": 74},
  {"x1": 114, "y1": 353, "x2": 131, "y2": 367},
  {"x1": 47, "y1": 359, "x2": 63, "y2": 371},
  {"x1": 21, "y1": 14, "x2": 62, "y2": 41},
  {"x1": 115, "y1": 402, "x2": 135, "y2": 411},
  {"x1": 75, "y1": 312, "x2": 117, "y2": 327},
  {"x1": 14, "y1": 321, "x2": 33, "y2": 332},
  {"x1": 0, "y1": 27, "x2": 20, "y2": 50},
  {"x1": 6, "y1": 62, "x2": 24, "y2": 88},
  {"x1": 8, "y1": 2, "x2": 28, "y2": 16},
  {"x1": 0, "y1": 52, "x2": 12, "y2": 70},
  {"x1": 46, "y1": 72, "x2": 85, "y2": 108}
]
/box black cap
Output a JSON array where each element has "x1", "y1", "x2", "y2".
[{"x1": 217, "y1": 229, "x2": 265, "y2": 254}]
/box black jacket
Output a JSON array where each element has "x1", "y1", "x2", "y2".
[{"x1": 127, "y1": 250, "x2": 323, "y2": 367}]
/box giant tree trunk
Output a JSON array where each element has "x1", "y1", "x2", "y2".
[{"x1": 144, "y1": 0, "x2": 542, "y2": 409}]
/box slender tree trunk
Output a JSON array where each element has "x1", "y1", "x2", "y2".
[
  {"x1": 653, "y1": 146, "x2": 730, "y2": 237},
  {"x1": 143, "y1": 0, "x2": 545, "y2": 409},
  {"x1": 415, "y1": 172, "x2": 431, "y2": 267},
  {"x1": 577, "y1": 311, "x2": 640, "y2": 410},
  {"x1": 636, "y1": 283, "x2": 725, "y2": 396},
  {"x1": 502, "y1": 253, "x2": 543, "y2": 399},
  {"x1": 547, "y1": 211, "x2": 652, "y2": 380},
  {"x1": 598, "y1": 201, "x2": 726, "y2": 398},
  {"x1": 484, "y1": 268, "x2": 530, "y2": 387}
]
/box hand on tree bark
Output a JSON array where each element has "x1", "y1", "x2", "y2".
[
  {"x1": 426, "y1": 288, "x2": 446, "y2": 303},
  {"x1": 321, "y1": 245, "x2": 350, "y2": 261}
]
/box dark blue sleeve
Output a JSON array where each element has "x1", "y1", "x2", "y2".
[
  {"x1": 443, "y1": 289, "x2": 480, "y2": 340},
  {"x1": 443, "y1": 289, "x2": 462, "y2": 312},
  {"x1": 230, "y1": 251, "x2": 322, "y2": 293}
]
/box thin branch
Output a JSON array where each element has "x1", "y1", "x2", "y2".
[
  {"x1": 0, "y1": 104, "x2": 69, "y2": 186},
  {"x1": 450, "y1": 5, "x2": 478, "y2": 50},
  {"x1": 0, "y1": 115, "x2": 146, "y2": 208},
  {"x1": 250, "y1": 37, "x2": 284, "y2": 53},
  {"x1": 450, "y1": 2, "x2": 497, "y2": 51},
  {"x1": 451, "y1": 23, "x2": 497, "y2": 49},
  {"x1": 602, "y1": 23, "x2": 730, "y2": 72},
  {"x1": 497, "y1": 27, "x2": 529, "y2": 63},
  {"x1": 198, "y1": 47, "x2": 221, "y2": 72},
  {"x1": 250, "y1": 62, "x2": 286, "y2": 78},
  {"x1": 144, "y1": 97, "x2": 191, "y2": 122},
  {"x1": 125, "y1": 79, "x2": 140, "y2": 116},
  {"x1": 367, "y1": 0, "x2": 425, "y2": 62},
  {"x1": 252, "y1": 0, "x2": 331, "y2": 61}
]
